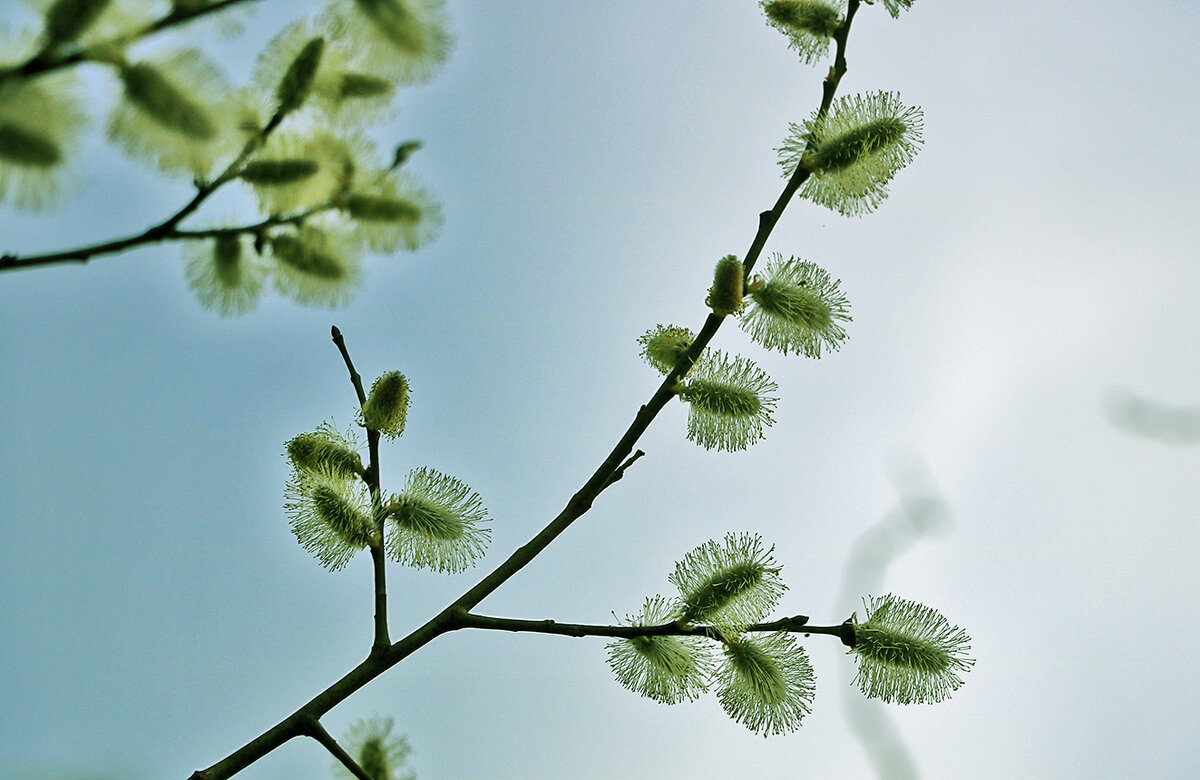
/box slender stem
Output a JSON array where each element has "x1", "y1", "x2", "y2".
[
  {"x1": 303, "y1": 719, "x2": 374, "y2": 780},
  {"x1": 0, "y1": 0, "x2": 266, "y2": 83},
  {"x1": 456, "y1": 611, "x2": 857, "y2": 647},
  {"x1": 188, "y1": 8, "x2": 868, "y2": 777},
  {"x1": 331, "y1": 326, "x2": 390, "y2": 651},
  {"x1": 742, "y1": 0, "x2": 859, "y2": 279}
]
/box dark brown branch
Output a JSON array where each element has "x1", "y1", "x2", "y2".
[
  {"x1": 303, "y1": 719, "x2": 374, "y2": 780},
  {"x1": 455, "y1": 611, "x2": 857, "y2": 648}
]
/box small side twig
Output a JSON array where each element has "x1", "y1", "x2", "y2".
[
  {"x1": 600, "y1": 449, "x2": 646, "y2": 490},
  {"x1": 302, "y1": 718, "x2": 374, "y2": 780}
]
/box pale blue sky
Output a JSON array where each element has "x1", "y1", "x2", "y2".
[{"x1": 2, "y1": 2, "x2": 1199, "y2": 778}]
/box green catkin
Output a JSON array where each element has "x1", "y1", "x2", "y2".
[
  {"x1": 339, "y1": 73, "x2": 394, "y2": 100},
  {"x1": 762, "y1": 0, "x2": 841, "y2": 39},
  {"x1": 856, "y1": 625, "x2": 950, "y2": 674},
  {"x1": 639, "y1": 325, "x2": 694, "y2": 374},
  {"x1": 681, "y1": 379, "x2": 761, "y2": 418},
  {"x1": 44, "y1": 0, "x2": 112, "y2": 47},
  {"x1": 212, "y1": 233, "x2": 243, "y2": 287},
  {"x1": 707, "y1": 255, "x2": 745, "y2": 316},
  {"x1": 353, "y1": 0, "x2": 424, "y2": 54},
  {"x1": 0, "y1": 123, "x2": 61, "y2": 167},
  {"x1": 275, "y1": 37, "x2": 325, "y2": 116},
  {"x1": 851, "y1": 595, "x2": 974, "y2": 704},
  {"x1": 271, "y1": 234, "x2": 344, "y2": 279},
  {"x1": 755, "y1": 280, "x2": 831, "y2": 331},
  {"x1": 120, "y1": 63, "x2": 215, "y2": 140},
  {"x1": 362, "y1": 371, "x2": 409, "y2": 437},
  {"x1": 679, "y1": 561, "x2": 768, "y2": 625},
  {"x1": 239, "y1": 159, "x2": 320, "y2": 185},
  {"x1": 808, "y1": 117, "x2": 908, "y2": 174},
  {"x1": 606, "y1": 595, "x2": 715, "y2": 704},
  {"x1": 384, "y1": 467, "x2": 489, "y2": 573},
  {"x1": 344, "y1": 193, "x2": 420, "y2": 223},
  {"x1": 390, "y1": 494, "x2": 464, "y2": 541},
  {"x1": 717, "y1": 632, "x2": 815, "y2": 735},
  {"x1": 310, "y1": 483, "x2": 373, "y2": 546},
  {"x1": 285, "y1": 433, "x2": 362, "y2": 478},
  {"x1": 725, "y1": 639, "x2": 787, "y2": 705},
  {"x1": 632, "y1": 635, "x2": 697, "y2": 678},
  {"x1": 358, "y1": 738, "x2": 390, "y2": 780},
  {"x1": 669, "y1": 533, "x2": 785, "y2": 630}
]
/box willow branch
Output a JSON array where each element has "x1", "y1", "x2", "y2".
[
  {"x1": 0, "y1": 79, "x2": 308, "y2": 274},
  {"x1": 188, "y1": 8, "x2": 867, "y2": 777},
  {"x1": 331, "y1": 326, "x2": 390, "y2": 652},
  {"x1": 455, "y1": 611, "x2": 857, "y2": 647},
  {"x1": 742, "y1": 0, "x2": 859, "y2": 278},
  {"x1": 0, "y1": 0, "x2": 267, "y2": 83},
  {"x1": 303, "y1": 719, "x2": 373, "y2": 780}
]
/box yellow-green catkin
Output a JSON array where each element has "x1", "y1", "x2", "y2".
[
  {"x1": 286, "y1": 432, "x2": 363, "y2": 479},
  {"x1": 43, "y1": 0, "x2": 112, "y2": 47},
  {"x1": 851, "y1": 594, "x2": 974, "y2": 704},
  {"x1": 271, "y1": 233, "x2": 344, "y2": 279},
  {"x1": 384, "y1": 467, "x2": 490, "y2": 573},
  {"x1": 706, "y1": 255, "x2": 745, "y2": 316},
  {"x1": 0, "y1": 122, "x2": 61, "y2": 168},
  {"x1": 668, "y1": 533, "x2": 785, "y2": 633},
  {"x1": 0, "y1": 76, "x2": 85, "y2": 209},
  {"x1": 275, "y1": 36, "x2": 325, "y2": 116},
  {"x1": 717, "y1": 632, "x2": 815, "y2": 735},
  {"x1": 638, "y1": 324, "x2": 696, "y2": 375},
  {"x1": 361, "y1": 370, "x2": 409, "y2": 438},
  {"x1": 761, "y1": 0, "x2": 842, "y2": 64},
  {"x1": 119, "y1": 62, "x2": 215, "y2": 140}
]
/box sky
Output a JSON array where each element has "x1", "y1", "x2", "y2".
[{"x1": 2, "y1": 1, "x2": 1199, "y2": 778}]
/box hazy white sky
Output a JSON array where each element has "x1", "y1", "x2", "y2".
[{"x1": 2, "y1": 2, "x2": 1199, "y2": 778}]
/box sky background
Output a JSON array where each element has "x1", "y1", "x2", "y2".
[{"x1": 2, "y1": 1, "x2": 1199, "y2": 778}]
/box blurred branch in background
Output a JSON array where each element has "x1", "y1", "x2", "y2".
[
  {"x1": 836, "y1": 452, "x2": 952, "y2": 780},
  {"x1": 1103, "y1": 386, "x2": 1200, "y2": 446}
]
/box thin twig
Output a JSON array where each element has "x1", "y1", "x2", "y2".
[
  {"x1": 331, "y1": 326, "x2": 368, "y2": 406},
  {"x1": 741, "y1": 0, "x2": 859, "y2": 279},
  {"x1": 331, "y1": 326, "x2": 390, "y2": 652},
  {"x1": 601, "y1": 449, "x2": 646, "y2": 489},
  {"x1": 303, "y1": 718, "x2": 374, "y2": 780}
]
